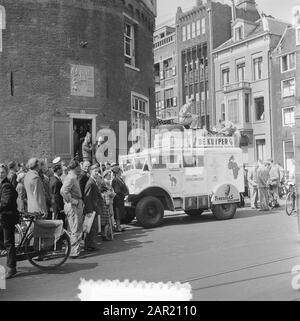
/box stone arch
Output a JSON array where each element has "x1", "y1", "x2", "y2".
[{"x1": 0, "y1": 5, "x2": 6, "y2": 29}]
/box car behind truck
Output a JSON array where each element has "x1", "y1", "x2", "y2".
[{"x1": 119, "y1": 129, "x2": 244, "y2": 228}]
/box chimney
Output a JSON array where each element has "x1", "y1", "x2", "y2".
[{"x1": 231, "y1": 0, "x2": 237, "y2": 21}]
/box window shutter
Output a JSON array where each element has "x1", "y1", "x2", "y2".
[
  {"x1": 52, "y1": 117, "x2": 72, "y2": 159},
  {"x1": 160, "y1": 70, "x2": 164, "y2": 80}
]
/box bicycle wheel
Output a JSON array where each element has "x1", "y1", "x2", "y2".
[
  {"x1": 286, "y1": 192, "x2": 295, "y2": 216},
  {"x1": 25, "y1": 231, "x2": 71, "y2": 270}
]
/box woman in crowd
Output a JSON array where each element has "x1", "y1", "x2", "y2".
[
  {"x1": 102, "y1": 170, "x2": 115, "y2": 240},
  {"x1": 16, "y1": 172, "x2": 27, "y2": 214},
  {"x1": 94, "y1": 172, "x2": 112, "y2": 240}
]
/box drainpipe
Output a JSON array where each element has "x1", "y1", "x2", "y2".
[
  {"x1": 268, "y1": 50, "x2": 274, "y2": 159},
  {"x1": 267, "y1": 49, "x2": 274, "y2": 161},
  {"x1": 207, "y1": 6, "x2": 216, "y2": 127}
]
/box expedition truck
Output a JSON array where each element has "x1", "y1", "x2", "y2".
[{"x1": 119, "y1": 127, "x2": 244, "y2": 228}]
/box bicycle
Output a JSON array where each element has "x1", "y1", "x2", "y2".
[
  {"x1": 286, "y1": 183, "x2": 297, "y2": 216},
  {"x1": 268, "y1": 184, "x2": 280, "y2": 209},
  {"x1": 1, "y1": 213, "x2": 71, "y2": 270}
]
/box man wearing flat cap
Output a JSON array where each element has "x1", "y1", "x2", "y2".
[
  {"x1": 24, "y1": 158, "x2": 48, "y2": 216},
  {"x1": 60, "y1": 160, "x2": 84, "y2": 258}
]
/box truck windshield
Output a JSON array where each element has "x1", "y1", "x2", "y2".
[
  {"x1": 135, "y1": 158, "x2": 147, "y2": 170},
  {"x1": 150, "y1": 154, "x2": 181, "y2": 169},
  {"x1": 122, "y1": 158, "x2": 135, "y2": 172}
]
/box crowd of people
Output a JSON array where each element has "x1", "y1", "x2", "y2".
[
  {"x1": 244, "y1": 159, "x2": 295, "y2": 211},
  {"x1": 0, "y1": 156, "x2": 130, "y2": 280}
]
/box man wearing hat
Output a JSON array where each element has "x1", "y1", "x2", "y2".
[
  {"x1": 78, "y1": 161, "x2": 90, "y2": 197},
  {"x1": 83, "y1": 163, "x2": 102, "y2": 251},
  {"x1": 112, "y1": 165, "x2": 128, "y2": 232},
  {"x1": 24, "y1": 158, "x2": 48, "y2": 216},
  {"x1": 50, "y1": 164, "x2": 65, "y2": 222},
  {"x1": 60, "y1": 160, "x2": 84, "y2": 258},
  {"x1": 7, "y1": 161, "x2": 18, "y2": 189}
]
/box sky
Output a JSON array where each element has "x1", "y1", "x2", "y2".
[{"x1": 157, "y1": 0, "x2": 299, "y2": 26}]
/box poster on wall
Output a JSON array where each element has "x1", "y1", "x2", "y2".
[{"x1": 70, "y1": 64, "x2": 94, "y2": 97}]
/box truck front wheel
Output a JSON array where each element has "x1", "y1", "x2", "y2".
[
  {"x1": 212, "y1": 204, "x2": 237, "y2": 220},
  {"x1": 136, "y1": 196, "x2": 164, "y2": 228},
  {"x1": 121, "y1": 208, "x2": 136, "y2": 225}
]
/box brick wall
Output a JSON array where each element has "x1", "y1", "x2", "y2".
[{"x1": 0, "y1": 0, "x2": 155, "y2": 163}]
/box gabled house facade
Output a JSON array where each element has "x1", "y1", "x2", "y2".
[{"x1": 213, "y1": 8, "x2": 289, "y2": 165}]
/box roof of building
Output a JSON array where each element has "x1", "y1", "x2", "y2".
[
  {"x1": 273, "y1": 26, "x2": 296, "y2": 56},
  {"x1": 213, "y1": 16, "x2": 290, "y2": 53}
]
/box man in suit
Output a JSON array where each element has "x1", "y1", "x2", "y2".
[
  {"x1": 78, "y1": 161, "x2": 90, "y2": 196},
  {"x1": 24, "y1": 158, "x2": 48, "y2": 217},
  {"x1": 0, "y1": 164, "x2": 19, "y2": 279},
  {"x1": 83, "y1": 164, "x2": 102, "y2": 251},
  {"x1": 50, "y1": 164, "x2": 65, "y2": 223}
]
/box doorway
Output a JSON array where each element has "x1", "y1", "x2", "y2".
[{"x1": 73, "y1": 118, "x2": 92, "y2": 160}]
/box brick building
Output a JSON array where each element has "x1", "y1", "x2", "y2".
[
  {"x1": 154, "y1": 24, "x2": 179, "y2": 122},
  {"x1": 175, "y1": 0, "x2": 259, "y2": 130},
  {"x1": 0, "y1": 0, "x2": 156, "y2": 163},
  {"x1": 213, "y1": 1, "x2": 288, "y2": 165},
  {"x1": 271, "y1": 26, "x2": 297, "y2": 174}
]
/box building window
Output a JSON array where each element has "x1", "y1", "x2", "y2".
[
  {"x1": 283, "y1": 141, "x2": 295, "y2": 176},
  {"x1": 196, "y1": 20, "x2": 201, "y2": 36},
  {"x1": 201, "y1": 18, "x2": 206, "y2": 35},
  {"x1": 253, "y1": 57, "x2": 263, "y2": 80},
  {"x1": 222, "y1": 68, "x2": 230, "y2": 86},
  {"x1": 282, "y1": 107, "x2": 295, "y2": 126},
  {"x1": 228, "y1": 98, "x2": 239, "y2": 124},
  {"x1": 131, "y1": 94, "x2": 149, "y2": 146},
  {"x1": 282, "y1": 78, "x2": 295, "y2": 98},
  {"x1": 165, "y1": 88, "x2": 176, "y2": 108},
  {"x1": 163, "y1": 58, "x2": 174, "y2": 79},
  {"x1": 254, "y1": 97, "x2": 264, "y2": 121},
  {"x1": 182, "y1": 26, "x2": 186, "y2": 41},
  {"x1": 192, "y1": 22, "x2": 196, "y2": 38},
  {"x1": 237, "y1": 62, "x2": 245, "y2": 82},
  {"x1": 221, "y1": 103, "x2": 226, "y2": 121},
  {"x1": 281, "y1": 53, "x2": 296, "y2": 72},
  {"x1": 155, "y1": 91, "x2": 161, "y2": 112},
  {"x1": 234, "y1": 26, "x2": 243, "y2": 41},
  {"x1": 256, "y1": 139, "x2": 266, "y2": 162},
  {"x1": 124, "y1": 22, "x2": 135, "y2": 66},
  {"x1": 187, "y1": 24, "x2": 191, "y2": 40},
  {"x1": 245, "y1": 93, "x2": 250, "y2": 123},
  {"x1": 297, "y1": 27, "x2": 300, "y2": 45}
]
